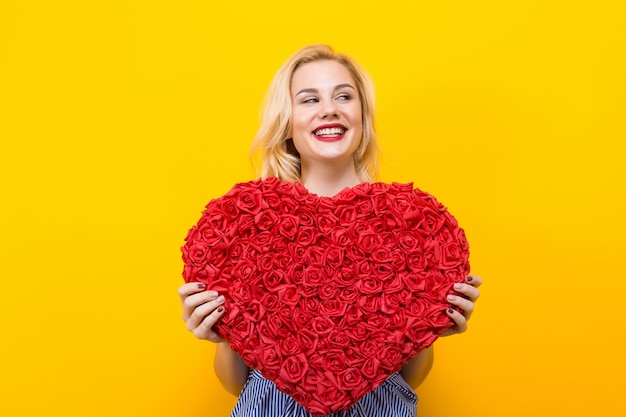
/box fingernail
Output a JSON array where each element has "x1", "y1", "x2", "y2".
[
  {"x1": 453, "y1": 283, "x2": 463, "y2": 290},
  {"x1": 197, "y1": 283, "x2": 206, "y2": 289},
  {"x1": 466, "y1": 276, "x2": 473, "y2": 282},
  {"x1": 206, "y1": 291, "x2": 218, "y2": 298},
  {"x1": 217, "y1": 306, "x2": 224, "y2": 313},
  {"x1": 216, "y1": 295, "x2": 225, "y2": 303},
  {"x1": 447, "y1": 308, "x2": 455, "y2": 314},
  {"x1": 447, "y1": 295, "x2": 456, "y2": 301}
]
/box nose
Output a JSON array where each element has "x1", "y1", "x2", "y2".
[{"x1": 318, "y1": 100, "x2": 339, "y2": 119}]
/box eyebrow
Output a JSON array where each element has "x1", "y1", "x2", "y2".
[{"x1": 295, "y1": 83, "x2": 356, "y2": 96}]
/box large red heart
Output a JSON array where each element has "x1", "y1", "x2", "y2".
[{"x1": 182, "y1": 177, "x2": 470, "y2": 415}]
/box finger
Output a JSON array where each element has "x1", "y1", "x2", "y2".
[
  {"x1": 193, "y1": 303, "x2": 227, "y2": 341},
  {"x1": 446, "y1": 307, "x2": 468, "y2": 333},
  {"x1": 186, "y1": 295, "x2": 225, "y2": 331},
  {"x1": 465, "y1": 274, "x2": 482, "y2": 287},
  {"x1": 446, "y1": 294, "x2": 475, "y2": 319},
  {"x1": 182, "y1": 290, "x2": 219, "y2": 321},
  {"x1": 178, "y1": 282, "x2": 208, "y2": 302},
  {"x1": 452, "y1": 282, "x2": 481, "y2": 302}
]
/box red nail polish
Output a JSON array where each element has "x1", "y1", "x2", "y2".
[
  {"x1": 466, "y1": 276, "x2": 473, "y2": 282},
  {"x1": 217, "y1": 306, "x2": 224, "y2": 313},
  {"x1": 197, "y1": 283, "x2": 206, "y2": 289},
  {"x1": 447, "y1": 308, "x2": 455, "y2": 314}
]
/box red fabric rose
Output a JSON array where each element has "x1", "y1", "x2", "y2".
[
  {"x1": 279, "y1": 353, "x2": 309, "y2": 384},
  {"x1": 181, "y1": 178, "x2": 470, "y2": 415}
]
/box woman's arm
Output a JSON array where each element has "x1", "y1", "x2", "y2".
[
  {"x1": 400, "y1": 346, "x2": 434, "y2": 389},
  {"x1": 401, "y1": 274, "x2": 482, "y2": 389},
  {"x1": 214, "y1": 342, "x2": 250, "y2": 396},
  {"x1": 179, "y1": 282, "x2": 250, "y2": 396}
]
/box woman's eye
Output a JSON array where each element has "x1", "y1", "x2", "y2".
[
  {"x1": 303, "y1": 97, "x2": 318, "y2": 103},
  {"x1": 337, "y1": 94, "x2": 351, "y2": 100}
]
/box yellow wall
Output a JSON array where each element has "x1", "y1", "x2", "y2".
[{"x1": 1, "y1": 1, "x2": 624, "y2": 416}]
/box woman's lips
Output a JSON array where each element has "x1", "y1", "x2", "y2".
[
  {"x1": 312, "y1": 131, "x2": 346, "y2": 142},
  {"x1": 312, "y1": 124, "x2": 347, "y2": 142}
]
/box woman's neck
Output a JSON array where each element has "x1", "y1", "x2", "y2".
[{"x1": 300, "y1": 160, "x2": 360, "y2": 197}]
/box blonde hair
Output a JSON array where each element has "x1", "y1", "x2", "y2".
[{"x1": 250, "y1": 44, "x2": 379, "y2": 183}]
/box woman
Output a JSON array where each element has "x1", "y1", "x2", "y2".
[{"x1": 179, "y1": 44, "x2": 482, "y2": 416}]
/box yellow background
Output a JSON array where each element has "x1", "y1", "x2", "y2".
[{"x1": 1, "y1": 0, "x2": 625, "y2": 416}]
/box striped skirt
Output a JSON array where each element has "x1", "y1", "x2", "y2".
[{"x1": 230, "y1": 370, "x2": 417, "y2": 417}]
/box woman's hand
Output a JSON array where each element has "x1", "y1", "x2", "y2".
[
  {"x1": 178, "y1": 282, "x2": 226, "y2": 343},
  {"x1": 441, "y1": 274, "x2": 482, "y2": 337},
  {"x1": 179, "y1": 283, "x2": 250, "y2": 394}
]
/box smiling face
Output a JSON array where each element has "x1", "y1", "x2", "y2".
[{"x1": 290, "y1": 60, "x2": 363, "y2": 171}]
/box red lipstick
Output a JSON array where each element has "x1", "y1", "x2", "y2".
[{"x1": 312, "y1": 123, "x2": 347, "y2": 142}]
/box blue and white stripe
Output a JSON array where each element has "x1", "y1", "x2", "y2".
[{"x1": 230, "y1": 370, "x2": 417, "y2": 417}]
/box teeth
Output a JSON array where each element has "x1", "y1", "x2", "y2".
[{"x1": 314, "y1": 127, "x2": 345, "y2": 136}]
